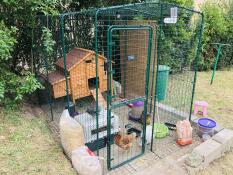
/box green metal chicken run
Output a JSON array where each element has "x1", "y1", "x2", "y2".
[{"x1": 33, "y1": 2, "x2": 203, "y2": 173}]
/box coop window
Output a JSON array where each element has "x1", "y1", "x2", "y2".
[{"x1": 88, "y1": 77, "x2": 99, "y2": 89}]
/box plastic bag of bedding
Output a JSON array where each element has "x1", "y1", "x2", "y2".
[
  {"x1": 71, "y1": 146, "x2": 102, "y2": 175},
  {"x1": 59, "y1": 109, "x2": 85, "y2": 159}
]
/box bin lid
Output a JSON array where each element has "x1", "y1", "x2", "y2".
[
  {"x1": 158, "y1": 65, "x2": 170, "y2": 72},
  {"x1": 132, "y1": 100, "x2": 144, "y2": 107},
  {"x1": 198, "y1": 118, "x2": 216, "y2": 128}
]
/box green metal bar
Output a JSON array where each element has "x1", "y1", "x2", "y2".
[
  {"x1": 108, "y1": 153, "x2": 144, "y2": 170},
  {"x1": 41, "y1": 2, "x2": 203, "y2": 20},
  {"x1": 189, "y1": 13, "x2": 204, "y2": 121},
  {"x1": 149, "y1": 21, "x2": 157, "y2": 114},
  {"x1": 142, "y1": 26, "x2": 153, "y2": 154},
  {"x1": 107, "y1": 24, "x2": 113, "y2": 170},
  {"x1": 107, "y1": 25, "x2": 153, "y2": 169},
  {"x1": 94, "y1": 10, "x2": 100, "y2": 156},
  {"x1": 60, "y1": 15, "x2": 70, "y2": 110},
  {"x1": 151, "y1": 2, "x2": 163, "y2": 152},
  {"x1": 108, "y1": 25, "x2": 154, "y2": 32},
  {"x1": 41, "y1": 17, "x2": 54, "y2": 121},
  {"x1": 43, "y1": 44, "x2": 54, "y2": 121},
  {"x1": 123, "y1": 30, "x2": 127, "y2": 98},
  {"x1": 210, "y1": 43, "x2": 231, "y2": 85},
  {"x1": 210, "y1": 45, "x2": 222, "y2": 85}
]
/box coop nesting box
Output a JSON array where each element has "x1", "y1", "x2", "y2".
[{"x1": 47, "y1": 48, "x2": 108, "y2": 103}]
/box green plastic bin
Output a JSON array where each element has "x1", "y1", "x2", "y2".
[{"x1": 156, "y1": 65, "x2": 170, "y2": 101}]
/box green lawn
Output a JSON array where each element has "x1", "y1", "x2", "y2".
[
  {"x1": 195, "y1": 69, "x2": 233, "y2": 175},
  {"x1": 0, "y1": 107, "x2": 76, "y2": 175},
  {"x1": 195, "y1": 69, "x2": 233, "y2": 129}
]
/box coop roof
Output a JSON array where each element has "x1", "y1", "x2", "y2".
[
  {"x1": 47, "y1": 70, "x2": 66, "y2": 85},
  {"x1": 55, "y1": 48, "x2": 106, "y2": 71}
]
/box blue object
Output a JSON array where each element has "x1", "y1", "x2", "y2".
[{"x1": 198, "y1": 118, "x2": 216, "y2": 129}]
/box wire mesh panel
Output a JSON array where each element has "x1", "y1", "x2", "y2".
[
  {"x1": 33, "y1": 15, "x2": 65, "y2": 122},
  {"x1": 151, "y1": 4, "x2": 203, "y2": 154},
  {"x1": 33, "y1": 2, "x2": 203, "y2": 173},
  {"x1": 106, "y1": 25, "x2": 153, "y2": 169}
]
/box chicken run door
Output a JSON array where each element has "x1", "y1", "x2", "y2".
[{"x1": 106, "y1": 25, "x2": 153, "y2": 170}]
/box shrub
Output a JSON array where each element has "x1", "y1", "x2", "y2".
[
  {"x1": 199, "y1": 0, "x2": 233, "y2": 71},
  {"x1": 0, "y1": 22, "x2": 43, "y2": 106}
]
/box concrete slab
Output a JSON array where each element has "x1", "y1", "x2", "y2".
[
  {"x1": 212, "y1": 129, "x2": 233, "y2": 153},
  {"x1": 213, "y1": 124, "x2": 224, "y2": 134},
  {"x1": 134, "y1": 156, "x2": 187, "y2": 175},
  {"x1": 185, "y1": 152, "x2": 203, "y2": 168},
  {"x1": 192, "y1": 139, "x2": 222, "y2": 167},
  {"x1": 185, "y1": 164, "x2": 205, "y2": 175}
]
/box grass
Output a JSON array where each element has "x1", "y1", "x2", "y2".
[
  {"x1": 195, "y1": 69, "x2": 233, "y2": 129},
  {"x1": 195, "y1": 69, "x2": 233, "y2": 175},
  {"x1": 0, "y1": 107, "x2": 76, "y2": 175}
]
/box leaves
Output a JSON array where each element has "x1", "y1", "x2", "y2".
[
  {"x1": 0, "y1": 0, "x2": 58, "y2": 106},
  {"x1": 0, "y1": 22, "x2": 43, "y2": 105},
  {"x1": 199, "y1": 0, "x2": 233, "y2": 71},
  {"x1": 0, "y1": 69, "x2": 44, "y2": 104},
  {"x1": 42, "y1": 27, "x2": 56, "y2": 56},
  {"x1": 0, "y1": 22, "x2": 17, "y2": 61}
]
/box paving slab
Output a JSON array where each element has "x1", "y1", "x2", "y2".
[
  {"x1": 212, "y1": 128, "x2": 233, "y2": 153},
  {"x1": 134, "y1": 156, "x2": 187, "y2": 175},
  {"x1": 185, "y1": 152, "x2": 203, "y2": 168},
  {"x1": 192, "y1": 139, "x2": 222, "y2": 167}
]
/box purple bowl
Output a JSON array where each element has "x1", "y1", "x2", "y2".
[
  {"x1": 132, "y1": 100, "x2": 144, "y2": 107},
  {"x1": 198, "y1": 118, "x2": 216, "y2": 129}
]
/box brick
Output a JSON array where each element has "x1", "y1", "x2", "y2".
[
  {"x1": 212, "y1": 129, "x2": 233, "y2": 153},
  {"x1": 192, "y1": 139, "x2": 222, "y2": 167}
]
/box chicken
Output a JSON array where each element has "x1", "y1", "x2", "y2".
[{"x1": 114, "y1": 132, "x2": 137, "y2": 150}]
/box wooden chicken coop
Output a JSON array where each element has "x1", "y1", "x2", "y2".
[{"x1": 47, "y1": 48, "x2": 108, "y2": 103}]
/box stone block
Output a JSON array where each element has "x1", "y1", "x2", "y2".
[
  {"x1": 212, "y1": 129, "x2": 233, "y2": 153},
  {"x1": 192, "y1": 139, "x2": 222, "y2": 167},
  {"x1": 185, "y1": 164, "x2": 205, "y2": 175},
  {"x1": 213, "y1": 124, "x2": 224, "y2": 134},
  {"x1": 185, "y1": 152, "x2": 203, "y2": 168}
]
